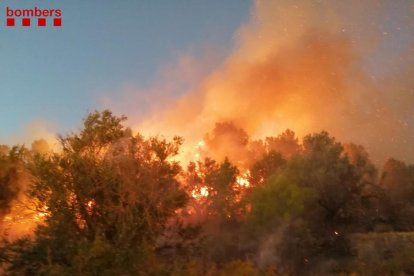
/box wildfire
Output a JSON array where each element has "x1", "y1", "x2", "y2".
[
  {"x1": 2, "y1": 215, "x2": 12, "y2": 222},
  {"x1": 87, "y1": 200, "x2": 93, "y2": 208},
  {"x1": 0, "y1": 202, "x2": 49, "y2": 224},
  {"x1": 191, "y1": 186, "x2": 209, "y2": 199},
  {"x1": 86, "y1": 199, "x2": 96, "y2": 215},
  {"x1": 195, "y1": 140, "x2": 205, "y2": 149},
  {"x1": 31, "y1": 204, "x2": 49, "y2": 222},
  {"x1": 34, "y1": 209, "x2": 48, "y2": 221},
  {"x1": 0, "y1": 201, "x2": 49, "y2": 240},
  {"x1": 200, "y1": 186, "x2": 209, "y2": 197},
  {"x1": 194, "y1": 140, "x2": 205, "y2": 161},
  {"x1": 236, "y1": 170, "x2": 251, "y2": 188}
]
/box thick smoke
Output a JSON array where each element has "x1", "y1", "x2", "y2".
[{"x1": 114, "y1": 0, "x2": 414, "y2": 165}]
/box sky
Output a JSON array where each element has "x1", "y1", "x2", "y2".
[
  {"x1": 0, "y1": 0, "x2": 251, "y2": 138},
  {"x1": 0, "y1": 0, "x2": 413, "y2": 164}
]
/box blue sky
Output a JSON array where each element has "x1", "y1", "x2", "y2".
[{"x1": 0, "y1": 0, "x2": 251, "y2": 137}]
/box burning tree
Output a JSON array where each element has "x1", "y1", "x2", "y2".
[
  {"x1": 0, "y1": 146, "x2": 26, "y2": 222},
  {"x1": 1, "y1": 111, "x2": 414, "y2": 275},
  {"x1": 1, "y1": 110, "x2": 188, "y2": 275}
]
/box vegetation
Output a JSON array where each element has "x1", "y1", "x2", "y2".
[{"x1": 1, "y1": 110, "x2": 413, "y2": 275}]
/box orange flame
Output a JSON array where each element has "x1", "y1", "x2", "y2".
[
  {"x1": 236, "y1": 170, "x2": 251, "y2": 188},
  {"x1": 191, "y1": 186, "x2": 209, "y2": 200}
]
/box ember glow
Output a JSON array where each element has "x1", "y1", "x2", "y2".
[
  {"x1": 196, "y1": 140, "x2": 205, "y2": 149},
  {"x1": 0, "y1": 201, "x2": 48, "y2": 239},
  {"x1": 34, "y1": 209, "x2": 48, "y2": 222},
  {"x1": 236, "y1": 170, "x2": 251, "y2": 188},
  {"x1": 194, "y1": 140, "x2": 205, "y2": 160},
  {"x1": 191, "y1": 186, "x2": 209, "y2": 200}
]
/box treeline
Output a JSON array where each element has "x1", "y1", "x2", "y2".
[{"x1": 0, "y1": 110, "x2": 413, "y2": 275}]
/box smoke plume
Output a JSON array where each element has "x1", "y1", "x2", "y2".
[{"x1": 107, "y1": 0, "x2": 414, "y2": 164}]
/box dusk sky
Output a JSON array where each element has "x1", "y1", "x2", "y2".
[
  {"x1": 0, "y1": 0, "x2": 251, "y2": 137},
  {"x1": 1, "y1": 0, "x2": 413, "y2": 163}
]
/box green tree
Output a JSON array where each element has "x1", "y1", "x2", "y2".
[
  {"x1": 289, "y1": 132, "x2": 363, "y2": 231},
  {"x1": 249, "y1": 151, "x2": 285, "y2": 187},
  {"x1": 244, "y1": 132, "x2": 372, "y2": 274}
]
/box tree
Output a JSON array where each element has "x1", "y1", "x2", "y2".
[
  {"x1": 244, "y1": 132, "x2": 371, "y2": 274},
  {"x1": 0, "y1": 146, "x2": 28, "y2": 220},
  {"x1": 1, "y1": 110, "x2": 188, "y2": 275},
  {"x1": 183, "y1": 157, "x2": 246, "y2": 264},
  {"x1": 265, "y1": 129, "x2": 301, "y2": 159},
  {"x1": 295, "y1": 132, "x2": 362, "y2": 231},
  {"x1": 379, "y1": 158, "x2": 414, "y2": 230},
  {"x1": 249, "y1": 151, "x2": 285, "y2": 187},
  {"x1": 342, "y1": 143, "x2": 377, "y2": 184},
  {"x1": 246, "y1": 174, "x2": 315, "y2": 238}
]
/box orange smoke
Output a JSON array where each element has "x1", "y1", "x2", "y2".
[{"x1": 125, "y1": 0, "x2": 414, "y2": 164}]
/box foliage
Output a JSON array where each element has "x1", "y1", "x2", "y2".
[
  {"x1": 0, "y1": 146, "x2": 28, "y2": 219},
  {"x1": 1, "y1": 110, "x2": 188, "y2": 275},
  {"x1": 249, "y1": 151, "x2": 285, "y2": 187},
  {"x1": 379, "y1": 158, "x2": 414, "y2": 230},
  {"x1": 265, "y1": 129, "x2": 301, "y2": 159},
  {"x1": 246, "y1": 175, "x2": 315, "y2": 237},
  {"x1": 352, "y1": 232, "x2": 414, "y2": 275},
  {"x1": 1, "y1": 111, "x2": 414, "y2": 275}
]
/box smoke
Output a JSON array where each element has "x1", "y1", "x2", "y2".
[
  {"x1": 109, "y1": 0, "x2": 414, "y2": 164},
  {"x1": 0, "y1": 120, "x2": 58, "y2": 152}
]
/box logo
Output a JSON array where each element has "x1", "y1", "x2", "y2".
[{"x1": 6, "y1": 6, "x2": 62, "y2": 27}]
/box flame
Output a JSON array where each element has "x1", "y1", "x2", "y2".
[
  {"x1": 191, "y1": 186, "x2": 209, "y2": 200},
  {"x1": 86, "y1": 199, "x2": 96, "y2": 215},
  {"x1": 200, "y1": 186, "x2": 209, "y2": 197},
  {"x1": 236, "y1": 170, "x2": 251, "y2": 188},
  {"x1": 87, "y1": 200, "x2": 93, "y2": 208},
  {"x1": 193, "y1": 140, "x2": 205, "y2": 161},
  {"x1": 3, "y1": 215, "x2": 12, "y2": 222},
  {"x1": 1, "y1": 201, "x2": 49, "y2": 240},
  {"x1": 1, "y1": 202, "x2": 49, "y2": 224},
  {"x1": 196, "y1": 140, "x2": 205, "y2": 149},
  {"x1": 33, "y1": 208, "x2": 48, "y2": 221},
  {"x1": 33, "y1": 213, "x2": 46, "y2": 221}
]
